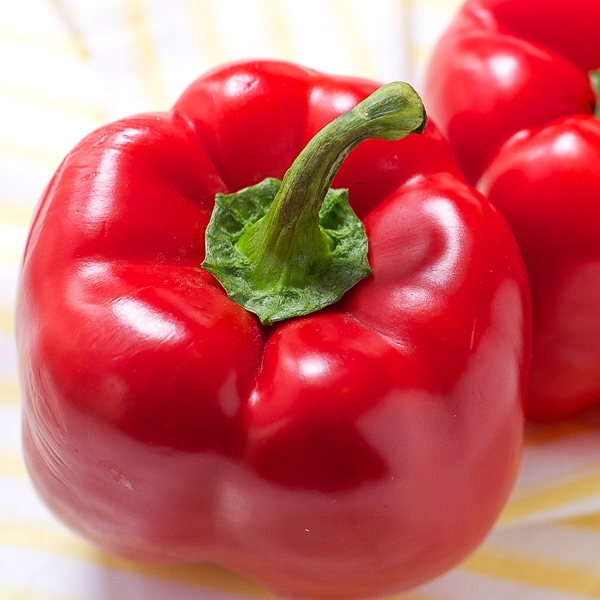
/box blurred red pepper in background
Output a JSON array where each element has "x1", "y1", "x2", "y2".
[
  {"x1": 17, "y1": 60, "x2": 530, "y2": 599},
  {"x1": 424, "y1": 0, "x2": 600, "y2": 421}
]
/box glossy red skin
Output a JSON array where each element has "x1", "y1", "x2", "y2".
[
  {"x1": 423, "y1": 0, "x2": 600, "y2": 422},
  {"x1": 17, "y1": 60, "x2": 530, "y2": 599}
]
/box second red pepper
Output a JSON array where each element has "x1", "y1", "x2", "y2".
[{"x1": 424, "y1": 0, "x2": 600, "y2": 421}]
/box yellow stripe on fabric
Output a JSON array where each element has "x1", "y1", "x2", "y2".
[
  {"x1": 0, "y1": 518, "x2": 452, "y2": 600},
  {"x1": 0, "y1": 222, "x2": 26, "y2": 263},
  {"x1": 48, "y1": 0, "x2": 90, "y2": 59},
  {"x1": 499, "y1": 462, "x2": 600, "y2": 524},
  {"x1": 1, "y1": 590, "x2": 83, "y2": 600},
  {"x1": 0, "y1": 453, "x2": 27, "y2": 479},
  {"x1": 259, "y1": 0, "x2": 299, "y2": 62},
  {"x1": 0, "y1": 246, "x2": 23, "y2": 264},
  {"x1": 397, "y1": 0, "x2": 414, "y2": 82},
  {"x1": 463, "y1": 547, "x2": 600, "y2": 597},
  {"x1": 121, "y1": 0, "x2": 170, "y2": 110},
  {"x1": 327, "y1": 0, "x2": 381, "y2": 80},
  {"x1": 0, "y1": 25, "x2": 86, "y2": 59},
  {"x1": 0, "y1": 521, "x2": 275, "y2": 599},
  {"x1": 0, "y1": 203, "x2": 33, "y2": 228},
  {"x1": 562, "y1": 512, "x2": 600, "y2": 533},
  {"x1": 394, "y1": 592, "x2": 451, "y2": 600},
  {"x1": 0, "y1": 309, "x2": 15, "y2": 336},
  {"x1": 406, "y1": 0, "x2": 461, "y2": 7},
  {"x1": 406, "y1": 43, "x2": 431, "y2": 66},
  {"x1": 403, "y1": 0, "x2": 431, "y2": 73},
  {"x1": 0, "y1": 381, "x2": 21, "y2": 408},
  {"x1": 0, "y1": 139, "x2": 64, "y2": 169},
  {"x1": 0, "y1": 83, "x2": 105, "y2": 123},
  {"x1": 185, "y1": 0, "x2": 228, "y2": 67}
]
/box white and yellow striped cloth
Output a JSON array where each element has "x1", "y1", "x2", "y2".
[{"x1": 4, "y1": 1, "x2": 600, "y2": 598}]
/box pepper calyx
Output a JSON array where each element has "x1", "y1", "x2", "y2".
[
  {"x1": 202, "y1": 81, "x2": 427, "y2": 324},
  {"x1": 590, "y1": 69, "x2": 600, "y2": 119}
]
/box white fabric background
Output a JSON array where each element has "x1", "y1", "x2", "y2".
[{"x1": 4, "y1": 2, "x2": 600, "y2": 598}]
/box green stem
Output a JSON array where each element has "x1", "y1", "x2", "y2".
[
  {"x1": 591, "y1": 69, "x2": 600, "y2": 119},
  {"x1": 236, "y1": 82, "x2": 427, "y2": 289},
  {"x1": 202, "y1": 81, "x2": 427, "y2": 324}
]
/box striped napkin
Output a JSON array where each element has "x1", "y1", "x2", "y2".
[{"x1": 3, "y1": 1, "x2": 600, "y2": 598}]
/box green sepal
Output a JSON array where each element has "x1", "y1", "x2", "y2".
[
  {"x1": 202, "y1": 178, "x2": 371, "y2": 325},
  {"x1": 202, "y1": 81, "x2": 426, "y2": 325},
  {"x1": 591, "y1": 69, "x2": 600, "y2": 119}
]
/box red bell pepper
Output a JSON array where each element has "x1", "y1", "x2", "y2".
[
  {"x1": 17, "y1": 60, "x2": 530, "y2": 599},
  {"x1": 423, "y1": 0, "x2": 600, "y2": 422}
]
